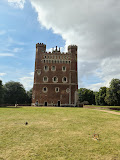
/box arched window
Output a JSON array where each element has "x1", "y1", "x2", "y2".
[
  {"x1": 44, "y1": 65, "x2": 49, "y2": 71},
  {"x1": 62, "y1": 66, "x2": 66, "y2": 72},
  {"x1": 55, "y1": 87, "x2": 59, "y2": 93},
  {"x1": 52, "y1": 76, "x2": 58, "y2": 83},
  {"x1": 62, "y1": 77, "x2": 67, "y2": 83},
  {"x1": 42, "y1": 87, "x2": 48, "y2": 93},
  {"x1": 43, "y1": 76, "x2": 48, "y2": 82},
  {"x1": 51, "y1": 66, "x2": 56, "y2": 71}
]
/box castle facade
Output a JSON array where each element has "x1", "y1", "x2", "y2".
[{"x1": 32, "y1": 43, "x2": 78, "y2": 107}]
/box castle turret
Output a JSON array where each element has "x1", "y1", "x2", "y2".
[
  {"x1": 36, "y1": 43, "x2": 46, "y2": 52},
  {"x1": 68, "y1": 45, "x2": 77, "y2": 54},
  {"x1": 68, "y1": 45, "x2": 78, "y2": 105}
]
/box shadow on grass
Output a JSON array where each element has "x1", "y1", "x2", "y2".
[
  {"x1": 109, "y1": 108, "x2": 120, "y2": 111},
  {"x1": 0, "y1": 106, "x2": 22, "y2": 109}
]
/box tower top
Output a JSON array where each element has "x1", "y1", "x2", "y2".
[
  {"x1": 68, "y1": 45, "x2": 77, "y2": 53},
  {"x1": 68, "y1": 45, "x2": 77, "y2": 50},
  {"x1": 36, "y1": 43, "x2": 46, "y2": 48}
]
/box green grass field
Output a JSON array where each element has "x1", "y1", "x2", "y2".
[{"x1": 0, "y1": 107, "x2": 120, "y2": 160}]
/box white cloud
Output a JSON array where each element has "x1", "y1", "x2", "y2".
[
  {"x1": 8, "y1": 0, "x2": 26, "y2": 9},
  {"x1": 19, "y1": 72, "x2": 34, "y2": 90},
  {"x1": 19, "y1": 76, "x2": 33, "y2": 90},
  {"x1": 0, "y1": 53, "x2": 14, "y2": 57},
  {"x1": 29, "y1": 72, "x2": 34, "y2": 76},
  {"x1": 0, "y1": 73, "x2": 6, "y2": 76},
  {"x1": 13, "y1": 48, "x2": 23, "y2": 53},
  {"x1": 30, "y1": 0, "x2": 120, "y2": 90}
]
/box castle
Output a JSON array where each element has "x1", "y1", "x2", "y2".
[{"x1": 32, "y1": 43, "x2": 78, "y2": 107}]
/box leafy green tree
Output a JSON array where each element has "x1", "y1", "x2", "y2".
[
  {"x1": 26, "y1": 88, "x2": 32, "y2": 104},
  {"x1": 99, "y1": 87, "x2": 107, "y2": 106},
  {"x1": 0, "y1": 80, "x2": 4, "y2": 104},
  {"x1": 78, "y1": 88, "x2": 95, "y2": 105},
  {"x1": 4, "y1": 81, "x2": 28, "y2": 104},
  {"x1": 94, "y1": 91, "x2": 99, "y2": 105},
  {"x1": 105, "y1": 79, "x2": 120, "y2": 106}
]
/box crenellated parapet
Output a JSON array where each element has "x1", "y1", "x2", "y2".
[
  {"x1": 36, "y1": 43, "x2": 46, "y2": 49},
  {"x1": 68, "y1": 45, "x2": 77, "y2": 50}
]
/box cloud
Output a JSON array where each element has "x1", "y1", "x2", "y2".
[
  {"x1": 30, "y1": 0, "x2": 120, "y2": 90},
  {"x1": 0, "y1": 53, "x2": 14, "y2": 57},
  {"x1": 29, "y1": 72, "x2": 34, "y2": 76},
  {"x1": 0, "y1": 73, "x2": 6, "y2": 76},
  {"x1": 19, "y1": 72, "x2": 34, "y2": 90},
  {"x1": 8, "y1": 0, "x2": 26, "y2": 9},
  {"x1": 13, "y1": 48, "x2": 23, "y2": 53}
]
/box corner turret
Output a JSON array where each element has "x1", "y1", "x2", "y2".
[
  {"x1": 68, "y1": 45, "x2": 77, "y2": 54},
  {"x1": 36, "y1": 43, "x2": 46, "y2": 52}
]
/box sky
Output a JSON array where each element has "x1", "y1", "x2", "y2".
[{"x1": 0, "y1": 0, "x2": 120, "y2": 91}]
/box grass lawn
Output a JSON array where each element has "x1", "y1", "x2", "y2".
[{"x1": 0, "y1": 107, "x2": 120, "y2": 160}]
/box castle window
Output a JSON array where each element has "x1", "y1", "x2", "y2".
[
  {"x1": 43, "y1": 76, "x2": 48, "y2": 82},
  {"x1": 55, "y1": 87, "x2": 59, "y2": 93},
  {"x1": 42, "y1": 87, "x2": 48, "y2": 93},
  {"x1": 44, "y1": 60, "x2": 45, "y2": 63},
  {"x1": 62, "y1": 77, "x2": 67, "y2": 83},
  {"x1": 44, "y1": 65, "x2": 49, "y2": 71},
  {"x1": 44, "y1": 56, "x2": 46, "y2": 59},
  {"x1": 52, "y1": 76, "x2": 58, "y2": 83},
  {"x1": 69, "y1": 61, "x2": 71, "y2": 64},
  {"x1": 51, "y1": 66, "x2": 56, "y2": 71},
  {"x1": 62, "y1": 66, "x2": 66, "y2": 72}
]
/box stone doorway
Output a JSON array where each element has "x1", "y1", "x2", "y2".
[
  {"x1": 44, "y1": 102, "x2": 47, "y2": 106},
  {"x1": 58, "y1": 101, "x2": 60, "y2": 107}
]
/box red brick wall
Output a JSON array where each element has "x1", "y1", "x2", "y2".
[{"x1": 32, "y1": 43, "x2": 78, "y2": 106}]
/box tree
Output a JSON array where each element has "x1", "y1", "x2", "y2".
[
  {"x1": 78, "y1": 88, "x2": 95, "y2": 105},
  {"x1": 94, "y1": 91, "x2": 99, "y2": 105},
  {"x1": 4, "y1": 81, "x2": 28, "y2": 104},
  {"x1": 105, "y1": 79, "x2": 120, "y2": 106},
  {"x1": 0, "y1": 80, "x2": 4, "y2": 104},
  {"x1": 99, "y1": 87, "x2": 107, "y2": 106},
  {"x1": 26, "y1": 88, "x2": 32, "y2": 104}
]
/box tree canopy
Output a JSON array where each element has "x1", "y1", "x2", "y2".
[
  {"x1": 4, "y1": 81, "x2": 28, "y2": 104},
  {"x1": 105, "y1": 79, "x2": 120, "y2": 106},
  {"x1": 78, "y1": 88, "x2": 95, "y2": 105},
  {"x1": 0, "y1": 80, "x2": 4, "y2": 104}
]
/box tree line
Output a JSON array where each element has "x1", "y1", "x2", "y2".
[
  {"x1": 0, "y1": 80, "x2": 32, "y2": 105},
  {"x1": 78, "y1": 78, "x2": 120, "y2": 106},
  {"x1": 0, "y1": 78, "x2": 120, "y2": 106}
]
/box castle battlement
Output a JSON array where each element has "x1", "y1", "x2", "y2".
[{"x1": 36, "y1": 43, "x2": 46, "y2": 48}]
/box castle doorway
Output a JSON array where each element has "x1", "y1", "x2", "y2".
[
  {"x1": 58, "y1": 101, "x2": 60, "y2": 107},
  {"x1": 44, "y1": 102, "x2": 47, "y2": 106},
  {"x1": 35, "y1": 101, "x2": 38, "y2": 106}
]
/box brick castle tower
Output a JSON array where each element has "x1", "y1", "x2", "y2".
[{"x1": 32, "y1": 43, "x2": 78, "y2": 107}]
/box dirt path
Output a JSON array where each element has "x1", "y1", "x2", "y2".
[{"x1": 98, "y1": 109, "x2": 120, "y2": 115}]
